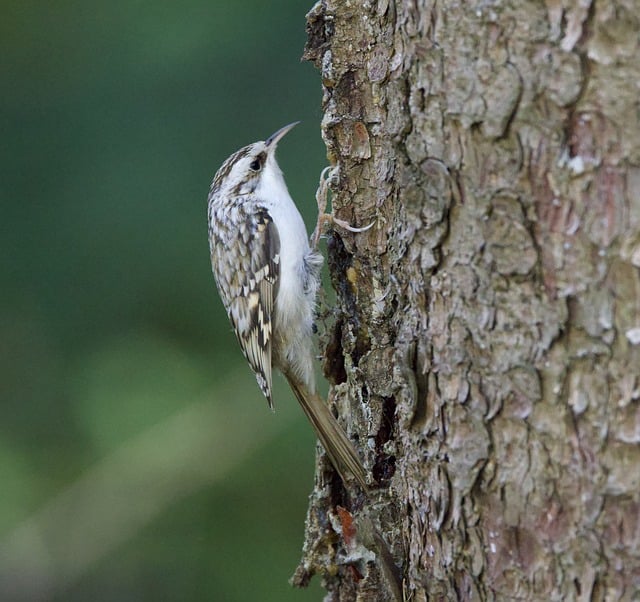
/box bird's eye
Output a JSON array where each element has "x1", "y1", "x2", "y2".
[{"x1": 249, "y1": 157, "x2": 262, "y2": 171}]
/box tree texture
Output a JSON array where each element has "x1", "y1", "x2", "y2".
[{"x1": 294, "y1": 0, "x2": 640, "y2": 600}]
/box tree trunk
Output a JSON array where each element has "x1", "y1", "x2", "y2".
[{"x1": 294, "y1": 0, "x2": 640, "y2": 600}]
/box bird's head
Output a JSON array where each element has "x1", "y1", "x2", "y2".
[{"x1": 209, "y1": 122, "x2": 299, "y2": 198}]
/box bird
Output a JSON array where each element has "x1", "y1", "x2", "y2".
[{"x1": 207, "y1": 122, "x2": 368, "y2": 490}]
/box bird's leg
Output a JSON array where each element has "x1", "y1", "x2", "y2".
[
  {"x1": 311, "y1": 166, "x2": 375, "y2": 249},
  {"x1": 311, "y1": 166, "x2": 333, "y2": 248}
]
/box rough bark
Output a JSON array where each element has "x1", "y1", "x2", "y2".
[{"x1": 294, "y1": 0, "x2": 640, "y2": 600}]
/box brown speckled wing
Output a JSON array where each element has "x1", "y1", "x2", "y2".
[{"x1": 209, "y1": 201, "x2": 280, "y2": 407}]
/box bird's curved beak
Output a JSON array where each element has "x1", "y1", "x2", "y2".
[{"x1": 265, "y1": 121, "x2": 300, "y2": 148}]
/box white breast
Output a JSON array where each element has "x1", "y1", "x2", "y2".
[{"x1": 256, "y1": 163, "x2": 311, "y2": 327}]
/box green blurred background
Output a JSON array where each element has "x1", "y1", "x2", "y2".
[{"x1": 1, "y1": 1, "x2": 327, "y2": 600}]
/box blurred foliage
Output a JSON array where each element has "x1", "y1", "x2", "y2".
[{"x1": 1, "y1": 0, "x2": 327, "y2": 599}]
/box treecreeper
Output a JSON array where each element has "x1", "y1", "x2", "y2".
[{"x1": 207, "y1": 122, "x2": 368, "y2": 490}]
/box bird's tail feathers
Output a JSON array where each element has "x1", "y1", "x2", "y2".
[{"x1": 286, "y1": 375, "x2": 368, "y2": 491}]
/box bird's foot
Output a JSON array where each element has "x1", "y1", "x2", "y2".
[{"x1": 312, "y1": 166, "x2": 375, "y2": 249}]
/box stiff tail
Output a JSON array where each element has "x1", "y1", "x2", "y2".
[{"x1": 286, "y1": 376, "x2": 369, "y2": 491}]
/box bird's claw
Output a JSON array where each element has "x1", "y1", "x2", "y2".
[
  {"x1": 312, "y1": 166, "x2": 375, "y2": 248},
  {"x1": 331, "y1": 217, "x2": 375, "y2": 234}
]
